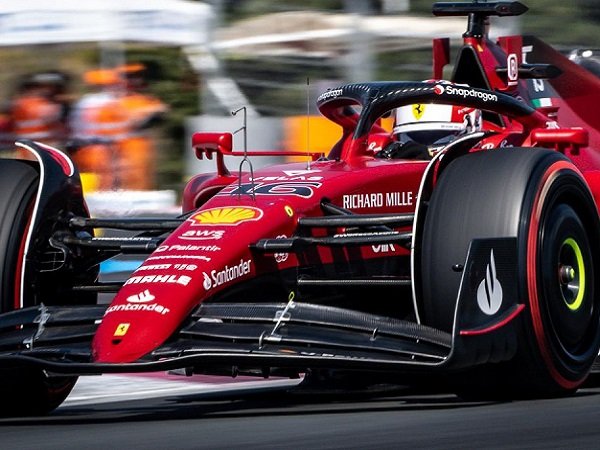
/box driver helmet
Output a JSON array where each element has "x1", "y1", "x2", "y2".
[{"x1": 393, "y1": 101, "x2": 482, "y2": 149}]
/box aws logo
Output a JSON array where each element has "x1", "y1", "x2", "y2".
[
  {"x1": 180, "y1": 229, "x2": 225, "y2": 241},
  {"x1": 189, "y1": 206, "x2": 263, "y2": 226}
]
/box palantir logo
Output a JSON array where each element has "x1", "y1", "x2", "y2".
[{"x1": 476, "y1": 249, "x2": 503, "y2": 315}]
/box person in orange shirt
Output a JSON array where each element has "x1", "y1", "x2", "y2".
[
  {"x1": 115, "y1": 63, "x2": 168, "y2": 190},
  {"x1": 69, "y1": 69, "x2": 129, "y2": 190},
  {"x1": 10, "y1": 72, "x2": 68, "y2": 147}
]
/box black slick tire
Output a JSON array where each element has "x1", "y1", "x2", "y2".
[
  {"x1": 420, "y1": 148, "x2": 600, "y2": 397},
  {"x1": 0, "y1": 159, "x2": 77, "y2": 416}
]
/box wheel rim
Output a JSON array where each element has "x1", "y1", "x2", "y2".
[
  {"x1": 539, "y1": 200, "x2": 595, "y2": 357},
  {"x1": 559, "y1": 237, "x2": 585, "y2": 312}
]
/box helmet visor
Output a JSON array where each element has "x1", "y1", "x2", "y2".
[{"x1": 394, "y1": 121, "x2": 465, "y2": 146}]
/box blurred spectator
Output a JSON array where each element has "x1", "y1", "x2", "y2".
[
  {"x1": 69, "y1": 65, "x2": 167, "y2": 191},
  {"x1": 0, "y1": 110, "x2": 12, "y2": 150},
  {"x1": 46, "y1": 71, "x2": 73, "y2": 131},
  {"x1": 116, "y1": 63, "x2": 168, "y2": 190},
  {"x1": 10, "y1": 72, "x2": 70, "y2": 147},
  {"x1": 69, "y1": 69, "x2": 128, "y2": 190}
]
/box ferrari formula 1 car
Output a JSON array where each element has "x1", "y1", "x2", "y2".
[{"x1": 2, "y1": 1, "x2": 600, "y2": 416}]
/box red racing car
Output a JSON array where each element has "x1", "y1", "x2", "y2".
[{"x1": 1, "y1": 1, "x2": 600, "y2": 415}]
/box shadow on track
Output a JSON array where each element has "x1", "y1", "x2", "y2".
[
  {"x1": 0, "y1": 383, "x2": 514, "y2": 426},
  {"x1": 3, "y1": 373, "x2": 600, "y2": 426}
]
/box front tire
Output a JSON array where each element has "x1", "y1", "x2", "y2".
[
  {"x1": 420, "y1": 148, "x2": 600, "y2": 397},
  {"x1": 0, "y1": 159, "x2": 77, "y2": 416}
]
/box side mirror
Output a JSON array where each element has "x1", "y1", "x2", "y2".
[{"x1": 531, "y1": 127, "x2": 588, "y2": 155}]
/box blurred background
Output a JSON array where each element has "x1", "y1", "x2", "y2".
[{"x1": 0, "y1": 0, "x2": 597, "y2": 210}]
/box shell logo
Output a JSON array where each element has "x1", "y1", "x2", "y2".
[{"x1": 190, "y1": 206, "x2": 263, "y2": 226}]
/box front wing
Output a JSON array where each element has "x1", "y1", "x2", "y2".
[{"x1": 0, "y1": 238, "x2": 524, "y2": 376}]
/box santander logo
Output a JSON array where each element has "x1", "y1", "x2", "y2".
[
  {"x1": 126, "y1": 289, "x2": 156, "y2": 304},
  {"x1": 476, "y1": 250, "x2": 503, "y2": 315},
  {"x1": 202, "y1": 259, "x2": 252, "y2": 291},
  {"x1": 203, "y1": 272, "x2": 212, "y2": 290}
]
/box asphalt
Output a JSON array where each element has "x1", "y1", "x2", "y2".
[{"x1": 1, "y1": 376, "x2": 599, "y2": 449}]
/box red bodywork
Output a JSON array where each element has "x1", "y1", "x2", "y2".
[
  {"x1": 90, "y1": 6, "x2": 600, "y2": 365},
  {"x1": 94, "y1": 157, "x2": 426, "y2": 362}
]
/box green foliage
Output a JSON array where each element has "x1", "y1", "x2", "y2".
[
  {"x1": 376, "y1": 49, "x2": 432, "y2": 82},
  {"x1": 521, "y1": 0, "x2": 600, "y2": 46}
]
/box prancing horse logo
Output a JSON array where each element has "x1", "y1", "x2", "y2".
[{"x1": 412, "y1": 103, "x2": 425, "y2": 120}]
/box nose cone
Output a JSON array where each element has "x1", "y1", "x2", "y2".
[
  {"x1": 93, "y1": 324, "x2": 152, "y2": 363},
  {"x1": 92, "y1": 296, "x2": 180, "y2": 363},
  {"x1": 91, "y1": 197, "x2": 296, "y2": 364}
]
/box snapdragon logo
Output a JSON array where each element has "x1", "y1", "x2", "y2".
[
  {"x1": 203, "y1": 259, "x2": 252, "y2": 291},
  {"x1": 435, "y1": 84, "x2": 498, "y2": 102},
  {"x1": 317, "y1": 88, "x2": 343, "y2": 102}
]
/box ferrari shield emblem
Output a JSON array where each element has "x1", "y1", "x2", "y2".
[
  {"x1": 114, "y1": 323, "x2": 130, "y2": 337},
  {"x1": 412, "y1": 104, "x2": 425, "y2": 120}
]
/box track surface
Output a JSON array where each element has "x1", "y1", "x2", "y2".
[{"x1": 1, "y1": 374, "x2": 600, "y2": 449}]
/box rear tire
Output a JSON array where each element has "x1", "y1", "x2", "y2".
[
  {"x1": 0, "y1": 159, "x2": 77, "y2": 416},
  {"x1": 420, "y1": 148, "x2": 600, "y2": 398}
]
